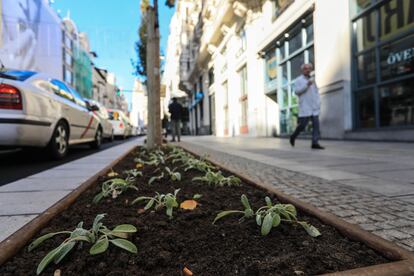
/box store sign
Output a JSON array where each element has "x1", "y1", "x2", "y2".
[
  {"x1": 387, "y1": 47, "x2": 414, "y2": 65},
  {"x1": 363, "y1": 0, "x2": 414, "y2": 46}
]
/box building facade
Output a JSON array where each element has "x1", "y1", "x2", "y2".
[{"x1": 168, "y1": 0, "x2": 413, "y2": 141}]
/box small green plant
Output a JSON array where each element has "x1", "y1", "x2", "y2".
[
  {"x1": 192, "y1": 171, "x2": 241, "y2": 187},
  {"x1": 93, "y1": 177, "x2": 138, "y2": 203},
  {"x1": 213, "y1": 195, "x2": 321, "y2": 237},
  {"x1": 183, "y1": 158, "x2": 215, "y2": 173},
  {"x1": 148, "y1": 172, "x2": 165, "y2": 185},
  {"x1": 132, "y1": 189, "x2": 180, "y2": 219},
  {"x1": 165, "y1": 166, "x2": 181, "y2": 181},
  {"x1": 124, "y1": 168, "x2": 143, "y2": 178},
  {"x1": 28, "y1": 214, "x2": 137, "y2": 275}
]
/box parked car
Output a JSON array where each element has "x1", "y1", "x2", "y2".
[
  {"x1": 0, "y1": 70, "x2": 104, "y2": 159},
  {"x1": 108, "y1": 109, "x2": 132, "y2": 139},
  {"x1": 84, "y1": 99, "x2": 114, "y2": 142}
]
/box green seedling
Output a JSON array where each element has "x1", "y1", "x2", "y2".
[
  {"x1": 192, "y1": 170, "x2": 241, "y2": 187},
  {"x1": 134, "y1": 150, "x2": 165, "y2": 166},
  {"x1": 28, "y1": 214, "x2": 137, "y2": 275},
  {"x1": 148, "y1": 172, "x2": 165, "y2": 185},
  {"x1": 165, "y1": 167, "x2": 181, "y2": 181},
  {"x1": 183, "y1": 158, "x2": 215, "y2": 173},
  {"x1": 124, "y1": 169, "x2": 143, "y2": 178},
  {"x1": 93, "y1": 177, "x2": 138, "y2": 203},
  {"x1": 214, "y1": 195, "x2": 321, "y2": 237},
  {"x1": 132, "y1": 189, "x2": 180, "y2": 219}
]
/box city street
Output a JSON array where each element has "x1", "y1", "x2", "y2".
[{"x1": 0, "y1": 139, "x2": 132, "y2": 187}]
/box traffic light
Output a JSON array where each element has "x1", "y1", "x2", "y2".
[{"x1": 116, "y1": 88, "x2": 121, "y2": 96}]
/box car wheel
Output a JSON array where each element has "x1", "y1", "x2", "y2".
[
  {"x1": 90, "y1": 127, "x2": 103, "y2": 149},
  {"x1": 48, "y1": 121, "x2": 69, "y2": 160}
]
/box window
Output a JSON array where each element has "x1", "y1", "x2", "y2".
[
  {"x1": 68, "y1": 86, "x2": 87, "y2": 108},
  {"x1": 264, "y1": 14, "x2": 314, "y2": 134},
  {"x1": 356, "y1": 90, "x2": 376, "y2": 128},
  {"x1": 379, "y1": 79, "x2": 414, "y2": 127},
  {"x1": 51, "y1": 79, "x2": 74, "y2": 102},
  {"x1": 352, "y1": 0, "x2": 414, "y2": 129},
  {"x1": 208, "y1": 67, "x2": 214, "y2": 86}
]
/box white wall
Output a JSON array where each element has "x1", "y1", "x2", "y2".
[{"x1": 0, "y1": 0, "x2": 63, "y2": 79}]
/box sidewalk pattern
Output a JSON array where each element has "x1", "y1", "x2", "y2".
[{"x1": 181, "y1": 138, "x2": 414, "y2": 251}]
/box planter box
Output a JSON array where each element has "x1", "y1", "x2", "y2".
[{"x1": 1, "y1": 145, "x2": 414, "y2": 275}]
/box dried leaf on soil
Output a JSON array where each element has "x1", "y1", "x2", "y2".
[{"x1": 180, "y1": 200, "x2": 198, "y2": 210}]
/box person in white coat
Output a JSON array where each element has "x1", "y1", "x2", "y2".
[{"x1": 289, "y1": 63, "x2": 324, "y2": 149}]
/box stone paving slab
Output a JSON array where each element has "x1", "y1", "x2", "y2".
[
  {"x1": 337, "y1": 178, "x2": 414, "y2": 197},
  {"x1": 0, "y1": 191, "x2": 72, "y2": 215},
  {"x1": 0, "y1": 177, "x2": 89, "y2": 192},
  {"x1": 181, "y1": 137, "x2": 414, "y2": 251},
  {"x1": 0, "y1": 138, "x2": 143, "y2": 243},
  {"x1": 0, "y1": 215, "x2": 37, "y2": 242}
]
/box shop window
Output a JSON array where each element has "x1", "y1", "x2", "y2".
[
  {"x1": 351, "y1": 0, "x2": 373, "y2": 16},
  {"x1": 288, "y1": 30, "x2": 303, "y2": 55},
  {"x1": 379, "y1": 0, "x2": 414, "y2": 42},
  {"x1": 290, "y1": 52, "x2": 305, "y2": 80},
  {"x1": 379, "y1": 79, "x2": 414, "y2": 127},
  {"x1": 354, "y1": 10, "x2": 376, "y2": 52},
  {"x1": 356, "y1": 90, "x2": 376, "y2": 128},
  {"x1": 265, "y1": 49, "x2": 278, "y2": 92},
  {"x1": 380, "y1": 34, "x2": 414, "y2": 81},
  {"x1": 357, "y1": 50, "x2": 376, "y2": 86},
  {"x1": 281, "y1": 86, "x2": 289, "y2": 108},
  {"x1": 305, "y1": 22, "x2": 314, "y2": 44},
  {"x1": 308, "y1": 46, "x2": 315, "y2": 66}
]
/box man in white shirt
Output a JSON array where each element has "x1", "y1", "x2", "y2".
[{"x1": 289, "y1": 63, "x2": 324, "y2": 149}]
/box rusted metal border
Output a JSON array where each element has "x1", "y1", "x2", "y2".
[
  {"x1": 180, "y1": 145, "x2": 414, "y2": 276},
  {"x1": 0, "y1": 143, "x2": 138, "y2": 266}
]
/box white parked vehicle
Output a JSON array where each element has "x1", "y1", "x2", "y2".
[
  {"x1": 108, "y1": 109, "x2": 131, "y2": 139},
  {"x1": 84, "y1": 99, "x2": 114, "y2": 142},
  {"x1": 0, "y1": 70, "x2": 104, "y2": 159}
]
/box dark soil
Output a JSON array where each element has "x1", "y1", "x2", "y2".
[{"x1": 1, "y1": 146, "x2": 389, "y2": 275}]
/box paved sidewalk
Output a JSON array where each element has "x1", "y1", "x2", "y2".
[
  {"x1": 181, "y1": 136, "x2": 414, "y2": 251},
  {"x1": 0, "y1": 138, "x2": 143, "y2": 243}
]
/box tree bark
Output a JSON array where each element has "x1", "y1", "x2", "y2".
[{"x1": 146, "y1": 5, "x2": 162, "y2": 150}]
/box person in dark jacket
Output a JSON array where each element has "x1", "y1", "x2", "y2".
[{"x1": 168, "y1": 97, "x2": 183, "y2": 142}]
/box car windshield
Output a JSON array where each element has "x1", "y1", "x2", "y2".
[{"x1": 0, "y1": 70, "x2": 36, "y2": 81}]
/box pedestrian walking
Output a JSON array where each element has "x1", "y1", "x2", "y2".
[
  {"x1": 168, "y1": 97, "x2": 183, "y2": 142},
  {"x1": 162, "y1": 115, "x2": 169, "y2": 138},
  {"x1": 289, "y1": 63, "x2": 325, "y2": 149}
]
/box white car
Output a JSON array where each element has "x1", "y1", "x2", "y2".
[
  {"x1": 0, "y1": 70, "x2": 104, "y2": 159},
  {"x1": 84, "y1": 99, "x2": 114, "y2": 142},
  {"x1": 108, "y1": 109, "x2": 132, "y2": 139}
]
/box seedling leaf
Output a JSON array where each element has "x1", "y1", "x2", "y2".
[
  {"x1": 213, "y1": 210, "x2": 244, "y2": 224},
  {"x1": 299, "y1": 222, "x2": 321, "y2": 237},
  {"x1": 89, "y1": 237, "x2": 109, "y2": 255},
  {"x1": 112, "y1": 224, "x2": 137, "y2": 233},
  {"x1": 261, "y1": 213, "x2": 274, "y2": 236},
  {"x1": 110, "y1": 239, "x2": 138, "y2": 254}
]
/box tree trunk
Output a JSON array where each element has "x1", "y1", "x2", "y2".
[{"x1": 146, "y1": 5, "x2": 162, "y2": 150}]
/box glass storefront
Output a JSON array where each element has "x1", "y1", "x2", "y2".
[
  {"x1": 352, "y1": 0, "x2": 414, "y2": 129},
  {"x1": 264, "y1": 13, "x2": 314, "y2": 134}
]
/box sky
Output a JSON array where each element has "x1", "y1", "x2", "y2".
[{"x1": 51, "y1": 0, "x2": 175, "y2": 110}]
